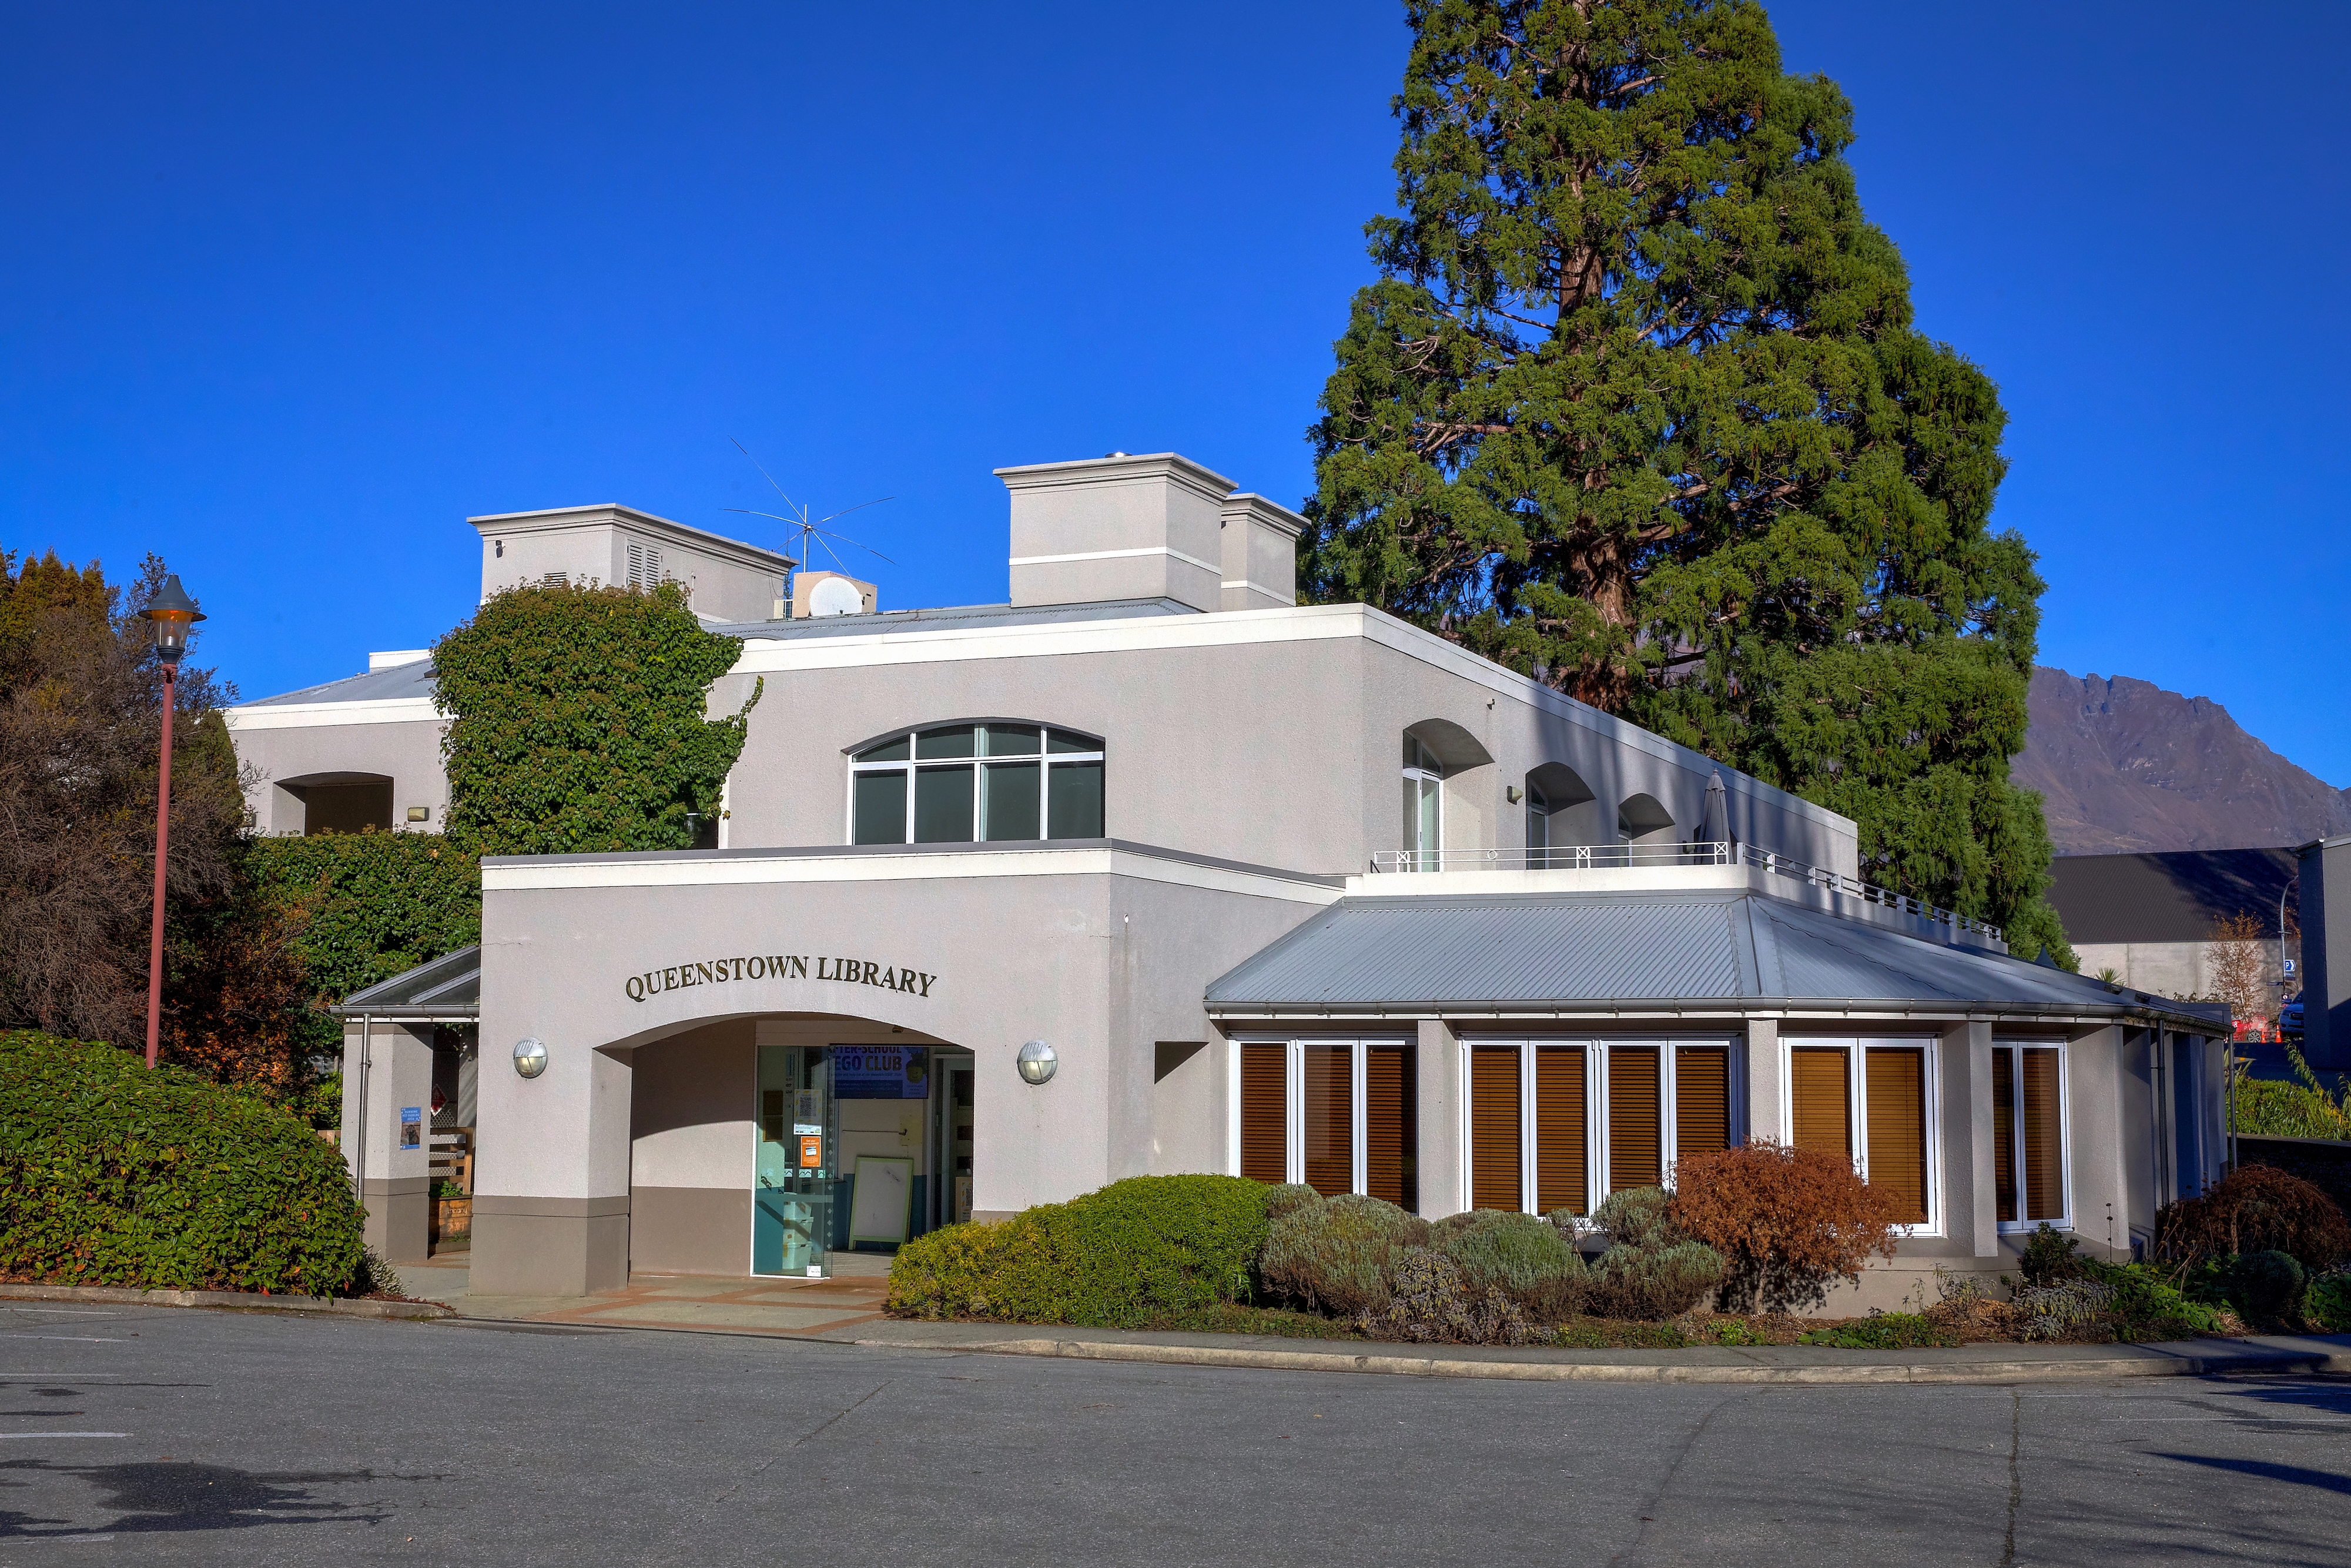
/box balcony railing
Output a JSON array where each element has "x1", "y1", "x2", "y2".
[{"x1": 1365, "y1": 840, "x2": 2003, "y2": 944}]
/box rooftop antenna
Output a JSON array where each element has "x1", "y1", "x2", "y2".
[{"x1": 724, "y1": 438, "x2": 896, "y2": 615}]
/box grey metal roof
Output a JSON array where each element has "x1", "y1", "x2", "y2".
[
  {"x1": 2046, "y1": 847, "x2": 2298, "y2": 944},
  {"x1": 706, "y1": 596, "x2": 1200, "y2": 641},
  {"x1": 1207, "y1": 890, "x2": 2230, "y2": 1028},
  {"x1": 246, "y1": 657, "x2": 438, "y2": 708},
  {"x1": 331, "y1": 946, "x2": 480, "y2": 1020}
]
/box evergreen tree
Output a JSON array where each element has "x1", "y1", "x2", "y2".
[{"x1": 1305, "y1": 0, "x2": 2068, "y2": 960}]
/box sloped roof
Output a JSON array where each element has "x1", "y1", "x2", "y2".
[
  {"x1": 1206, "y1": 890, "x2": 2226, "y2": 1028},
  {"x1": 2046, "y1": 848, "x2": 2297, "y2": 944},
  {"x1": 245, "y1": 656, "x2": 438, "y2": 708},
  {"x1": 331, "y1": 946, "x2": 480, "y2": 1020}
]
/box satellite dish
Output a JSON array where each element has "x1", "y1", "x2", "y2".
[{"x1": 808, "y1": 577, "x2": 865, "y2": 617}]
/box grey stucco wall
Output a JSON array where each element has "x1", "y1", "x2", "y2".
[{"x1": 230, "y1": 716, "x2": 448, "y2": 835}]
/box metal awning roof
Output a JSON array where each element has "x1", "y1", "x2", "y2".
[
  {"x1": 1207, "y1": 890, "x2": 2231, "y2": 1029},
  {"x1": 331, "y1": 946, "x2": 481, "y2": 1021}
]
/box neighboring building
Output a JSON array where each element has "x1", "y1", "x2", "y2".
[
  {"x1": 2048, "y1": 849, "x2": 2298, "y2": 1017},
  {"x1": 237, "y1": 452, "x2": 2231, "y2": 1308}
]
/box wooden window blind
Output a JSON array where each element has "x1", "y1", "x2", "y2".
[
  {"x1": 1534, "y1": 1048, "x2": 1587, "y2": 1215},
  {"x1": 1864, "y1": 1047, "x2": 1927, "y2": 1224},
  {"x1": 1469, "y1": 1047, "x2": 1522, "y2": 1211},
  {"x1": 2022, "y1": 1048, "x2": 2064, "y2": 1221},
  {"x1": 1301, "y1": 1044, "x2": 1352, "y2": 1197},
  {"x1": 1992, "y1": 1047, "x2": 2017, "y2": 1223},
  {"x1": 1674, "y1": 1048, "x2": 1730, "y2": 1161},
  {"x1": 1790, "y1": 1047, "x2": 1851, "y2": 1160},
  {"x1": 1365, "y1": 1046, "x2": 1416, "y2": 1211},
  {"x1": 1607, "y1": 1047, "x2": 1660, "y2": 1192},
  {"x1": 1240, "y1": 1044, "x2": 1286, "y2": 1185}
]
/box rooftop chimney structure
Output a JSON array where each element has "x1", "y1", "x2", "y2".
[
  {"x1": 999, "y1": 453, "x2": 1254, "y2": 614},
  {"x1": 470, "y1": 504, "x2": 793, "y2": 624}
]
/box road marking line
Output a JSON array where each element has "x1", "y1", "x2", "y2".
[
  {"x1": 0, "y1": 1432, "x2": 130, "y2": 1439},
  {"x1": 0, "y1": 1336, "x2": 129, "y2": 1343}
]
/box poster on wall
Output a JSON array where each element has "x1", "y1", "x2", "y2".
[{"x1": 833, "y1": 1045, "x2": 929, "y2": 1099}]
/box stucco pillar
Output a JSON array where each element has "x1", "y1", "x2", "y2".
[
  {"x1": 340, "y1": 1020, "x2": 433, "y2": 1264},
  {"x1": 1743, "y1": 1018, "x2": 1781, "y2": 1144},
  {"x1": 1416, "y1": 1019, "x2": 1463, "y2": 1218},
  {"x1": 471, "y1": 1035, "x2": 635, "y2": 1297},
  {"x1": 1951, "y1": 1021, "x2": 1997, "y2": 1260}
]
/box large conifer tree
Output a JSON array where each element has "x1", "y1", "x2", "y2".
[{"x1": 1305, "y1": 0, "x2": 2068, "y2": 958}]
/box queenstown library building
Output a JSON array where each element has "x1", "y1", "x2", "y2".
[{"x1": 223, "y1": 451, "x2": 2232, "y2": 1306}]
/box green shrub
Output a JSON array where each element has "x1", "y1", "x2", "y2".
[
  {"x1": 885, "y1": 1175, "x2": 1267, "y2": 1327},
  {"x1": 0, "y1": 1031, "x2": 366, "y2": 1294},
  {"x1": 1260, "y1": 1191, "x2": 1431, "y2": 1316},
  {"x1": 2082, "y1": 1259, "x2": 2229, "y2": 1341},
  {"x1": 2308, "y1": 1274, "x2": 2351, "y2": 1332},
  {"x1": 1585, "y1": 1239, "x2": 1725, "y2": 1319},
  {"x1": 1356, "y1": 1248, "x2": 1533, "y2": 1345},
  {"x1": 1262, "y1": 1183, "x2": 1321, "y2": 1221},
  {"x1": 1593, "y1": 1186, "x2": 1677, "y2": 1251},
  {"x1": 2154, "y1": 1164, "x2": 2351, "y2": 1274},
  {"x1": 1439, "y1": 1210, "x2": 1586, "y2": 1320},
  {"x1": 2227, "y1": 1250, "x2": 2306, "y2": 1324},
  {"x1": 2018, "y1": 1222, "x2": 2086, "y2": 1286},
  {"x1": 2232, "y1": 1075, "x2": 2351, "y2": 1139},
  {"x1": 1797, "y1": 1311, "x2": 1958, "y2": 1349}
]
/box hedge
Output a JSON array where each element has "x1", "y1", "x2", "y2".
[
  {"x1": 886, "y1": 1175, "x2": 1267, "y2": 1326},
  {"x1": 0, "y1": 1031, "x2": 367, "y2": 1294}
]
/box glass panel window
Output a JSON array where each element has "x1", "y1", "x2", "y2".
[
  {"x1": 1047, "y1": 728, "x2": 1097, "y2": 754},
  {"x1": 1301, "y1": 1044, "x2": 1353, "y2": 1197},
  {"x1": 915, "y1": 725, "x2": 977, "y2": 759},
  {"x1": 1790, "y1": 1047, "x2": 1851, "y2": 1158},
  {"x1": 983, "y1": 725, "x2": 1041, "y2": 756},
  {"x1": 1992, "y1": 1043, "x2": 2065, "y2": 1228},
  {"x1": 1365, "y1": 1046, "x2": 1417, "y2": 1211},
  {"x1": 982, "y1": 761, "x2": 1041, "y2": 841},
  {"x1": 1676, "y1": 1047, "x2": 1731, "y2": 1159},
  {"x1": 1534, "y1": 1047, "x2": 1586, "y2": 1215},
  {"x1": 856, "y1": 734, "x2": 910, "y2": 762},
  {"x1": 1469, "y1": 1047, "x2": 1522, "y2": 1211},
  {"x1": 1608, "y1": 1047, "x2": 1661, "y2": 1192},
  {"x1": 1864, "y1": 1047, "x2": 1927, "y2": 1225},
  {"x1": 1047, "y1": 759, "x2": 1104, "y2": 838},
  {"x1": 852, "y1": 770, "x2": 907, "y2": 845},
  {"x1": 913, "y1": 765, "x2": 974, "y2": 842},
  {"x1": 1239, "y1": 1045, "x2": 1286, "y2": 1185}
]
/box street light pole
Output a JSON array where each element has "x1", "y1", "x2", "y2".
[{"x1": 138, "y1": 575, "x2": 205, "y2": 1070}]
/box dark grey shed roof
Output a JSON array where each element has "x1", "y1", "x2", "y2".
[
  {"x1": 331, "y1": 946, "x2": 481, "y2": 1020},
  {"x1": 2045, "y1": 848, "x2": 2298, "y2": 944},
  {"x1": 1207, "y1": 890, "x2": 2228, "y2": 1028},
  {"x1": 246, "y1": 656, "x2": 438, "y2": 708}
]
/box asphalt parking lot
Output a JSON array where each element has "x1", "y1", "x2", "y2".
[{"x1": 1, "y1": 1301, "x2": 2346, "y2": 1566}]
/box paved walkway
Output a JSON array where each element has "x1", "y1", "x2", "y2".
[{"x1": 398, "y1": 1255, "x2": 2351, "y2": 1386}]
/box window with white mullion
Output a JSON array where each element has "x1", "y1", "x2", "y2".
[
  {"x1": 1351, "y1": 1041, "x2": 1369, "y2": 1197},
  {"x1": 849, "y1": 722, "x2": 1104, "y2": 845}
]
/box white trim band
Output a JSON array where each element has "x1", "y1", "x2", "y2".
[{"x1": 1009, "y1": 545, "x2": 1221, "y2": 575}]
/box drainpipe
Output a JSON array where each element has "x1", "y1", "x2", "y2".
[{"x1": 353, "y1": 1014, "x2": 373, "y2": 1202}]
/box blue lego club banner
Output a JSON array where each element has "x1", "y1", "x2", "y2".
[{"x1": 832, "y1": 1045, "x2": 930, "y2": 1099}]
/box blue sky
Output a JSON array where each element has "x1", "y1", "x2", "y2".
[{"x1": 4, "y1": 2, "x2": 2345, "y2": 782}]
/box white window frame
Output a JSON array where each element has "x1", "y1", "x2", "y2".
[
  {"x1": 846, "y1": 722, "x2": 1104, "y2": 846},
  {"x1": 1776, "y1": 1033, "x2": 1944, "y2": 1239},
  {"x1": 1401, "y1": 737, "x2": 1444, "y2": 872},
  {"x1": 1992, "y1": 1037, "x2": 2071, "y2": 1236},
  {"x1": 1225, "y1": 1036, "x2": 1411, "y2": 1197},
  {"x1": 1459, "y1": 1037, "x2": 1743, "y2": 1217}
]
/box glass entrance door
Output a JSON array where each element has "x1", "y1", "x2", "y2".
[{"x1": 754, "y1": 1044, "x2": 836, "y2": 1278}]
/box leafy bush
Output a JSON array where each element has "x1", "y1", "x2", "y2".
[
  {"x1": 1262, "y1": 1183, "x2": 1322, "y2": 1222},
  {"x1": 2018, "y1": 1221, "x2": 2086, "y2": 1286},
  {"x1": 2154, "y1": 1164, "x2": 2351, "y2": 1274},
  {"x1": 1669, "y1": 1140, "x2": 1903, "y2": 1313},
  {"x1": 1585, "y1": 1238, "x2": 1725, "y2": 1320},
  {"x1": 1438, "y1": 1210, "x2": 1586, "y2": 1319},
  {"x1": 2087, "y1": 1260, "x2": 2230, "y2": 1340},
  {"x1": 0, "y1": 1031, "x2": 365, "y2": 1294},
  {"x1": 2309, "y1": 1274, "x2": 2351, "y2": 1332},
  {"x1": 1260, "y1": 1191, "x2": 1431, "y2": 1316},
  {"x1": 885, "y1": 1175, "x2": 1267, "y2": 1327},
  {"x1": 2232, "y1": 1074, "x2": 2351, "y2": 1140},
  {"x1": 2227, "y1": 1250, "x2": 2306, "y2": 1325},
  {"x1": 1355, "y1": 1248, "x2": 1533, "y2": 1346},
  {"x1": 1591, "y1": 1185, "x2": 1677, "y2": 1251}
]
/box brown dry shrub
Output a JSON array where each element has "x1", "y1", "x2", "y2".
[
  {"x1": 1667, "y1": 1139, "x2": 1904, "y2": 1314},
  {"x1": 2153, "y1": 1164, "x2": 2351, "y2": 1274}
]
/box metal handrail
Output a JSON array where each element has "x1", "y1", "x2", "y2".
[{"x1": 1365, "y1": 839, "x2": 2002, "y2": 943}]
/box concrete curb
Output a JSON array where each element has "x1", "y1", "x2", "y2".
[
  {"x1": 0, "y1": 1284, "x2": 454, "y2": 1321},
  {"x1": 895, "y1": 1335, "x2": 2351, "y2": 1385}
]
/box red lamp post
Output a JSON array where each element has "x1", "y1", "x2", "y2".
[{"x1": 138, "y1": 575, "x2": 205, "y2": 1070}]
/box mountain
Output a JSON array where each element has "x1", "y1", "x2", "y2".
[{"x1": 2014, "y1": 668, "x2": 2351, "y2": 855}]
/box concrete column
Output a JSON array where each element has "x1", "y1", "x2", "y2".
[
  {"x1": 1415, "y1": 1019, "x2": 1463, "y2": 1218},
  {"x1": 1951, "y1": 1021, "x2": 1997, "y2": 1260},
  {"x1": 340, "y1": 1020, "x2": 434, "y2": 1264},
  {"x1": 1743, "y1": 1018, "x2": 1781, "y2": 1144},
  {"x1": 471, "y1": 1031, "x2": 635, "y2": 1297}
]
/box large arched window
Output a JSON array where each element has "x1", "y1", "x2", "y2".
[{"x1": 850, "y1": 722, "x2": 1104, "y2": 845}]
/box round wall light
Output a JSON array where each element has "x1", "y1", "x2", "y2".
[
  {"x1": 1016, "y1": 1039, "x2": 1057, "y2": 1085},
  {"x1": 513, "y1": 1037, "x2": 548, "y2": 1079}
]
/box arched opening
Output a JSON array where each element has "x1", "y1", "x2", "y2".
[
  {"x1": 1617, "y1": 792, "x2": 1677, "y2": 846},
  {"x1": 1524, "y1": 762, "x2": 1610, "y2": 860},
  {"x1": 1401, "y1": 721, "x2": 1495, "y2": 870},
  {"x1": 847, "y1": 721, "x2": 1104, "y2": 845}
]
